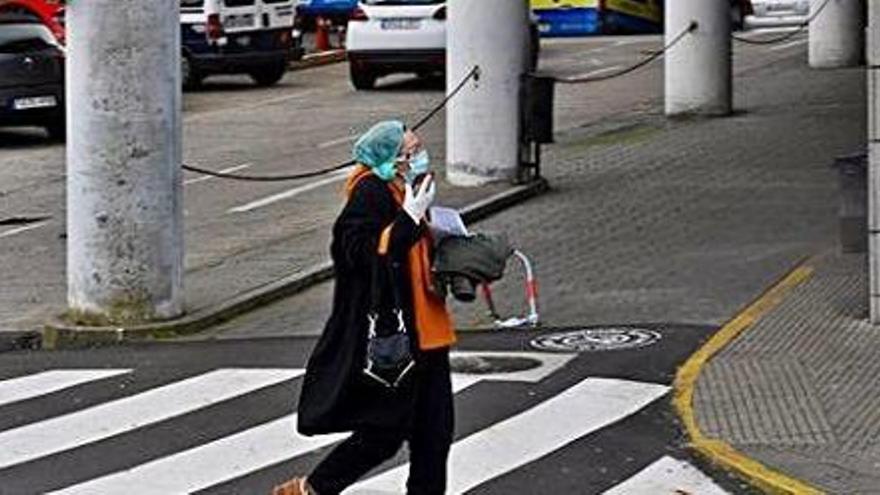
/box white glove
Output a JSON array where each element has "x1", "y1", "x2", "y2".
[{"x1": 403, "y1": 175, "x2": 436, "y2": 224}]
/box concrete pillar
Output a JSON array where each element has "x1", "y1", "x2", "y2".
[
  {"x1": 66, "y1": 0, "x2": 184, "y2": 324},
  {"x1": 809, "y1": 0, "x2": 865, "y2": 68},
  {"x1": 868, "y1": 1, "x2": 880, "y2": 322},
  {"x1": 446, "y1": 0, "x2": 529, "y2": 186},
  {"x1": 665, "y1": 0, "x2": 731, "y2": 117}
]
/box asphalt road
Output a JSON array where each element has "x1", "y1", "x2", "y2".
[
  {"x1": 0, "y1": 32, "x2": 812, "y2": 332},
  {"x1": 0, "y1": 326, "x2": 760, "y2": 494},
  {"x1": 0, "y1": 31, "x2": 826, "y2": 493}
]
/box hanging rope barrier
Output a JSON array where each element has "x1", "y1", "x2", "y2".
[
  {"x1": 732, "y1": 0, "x2": 833, "y2": 46},
  {"x1": 554, "y1": 21, "x2": 698, "y2": 85},
  {"x1": 181, "y1": 65, "x2": 481, "y2": 182}
]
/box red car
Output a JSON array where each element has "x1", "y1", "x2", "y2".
[{"x1": 0, "y1": 0, "x2": 64, "y2": 44}]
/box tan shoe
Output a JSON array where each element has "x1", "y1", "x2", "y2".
[{"x1": 271, "y1": 477, "x2": 312, "y2": 495}]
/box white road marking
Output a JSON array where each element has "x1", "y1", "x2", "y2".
[
  {"x1": 567, "y1": 65, "x2": 624, "y2": 81},
  {"x1": 450, "y1": 351, "x2": 575, "y2": 384},
  {"x1": 184, "y1": 163, "x2": 252, "y2": 185},
  {"x1": 0, "y1": 369, "x2": 131, "y2": 408},
  {"x1": 769, "y1": 39, "x2": 808, "y2": 51},
  {"x1": 0, "y1": 221, "x2": 49, "y2": 239},
  {"x1": 0, "y1": 368, "x2": 303, "y2": 470},
  {"x1": 602, "y1": 455, "x2": 730, "y2": 495},
  {"x1": 227, "y1": 167, "x2": 352, "y2": 214},
  {"x1": 52, "y1": 374, "x2": 484, "y2": 495},
  {"x1": 350, "y1": 378, "x2": 670, "y2": 494},
  {"x1": 317, "y1": 135, "x2": 357, "y2": 149},
  {"x1": 184, "y1": 90, "x2": 315, "y2": 123}
]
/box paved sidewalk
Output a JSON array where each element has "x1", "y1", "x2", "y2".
[{"x1": 694, "y1": 252, "x2": 880, "y2": 494}]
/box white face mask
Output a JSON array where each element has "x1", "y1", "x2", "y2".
[{"x1": 404, "y1": 150, "x2": 430, "y2": 184}]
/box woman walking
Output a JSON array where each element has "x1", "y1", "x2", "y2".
[{"x1": 272, "y1": 120, "x2": 457, "y2": 495}]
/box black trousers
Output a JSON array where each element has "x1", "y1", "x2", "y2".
[{"x1": 308, "y1": 348, "x2": 454, "y2": 495}]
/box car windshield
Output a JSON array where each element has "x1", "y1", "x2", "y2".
[
  {"x1": 364, "y1": 0, "x2": 443, "y2": 5},
  {"x1": 0, "y1": 23, "x2": 58, "y2": 53}
]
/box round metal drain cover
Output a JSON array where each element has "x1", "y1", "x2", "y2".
[
  {"x1": 530, "y1": 327, "x2": 662, "y2": 353},
  {"x1": 450, "y1": 355, "x2": 542, "y2": 375}
]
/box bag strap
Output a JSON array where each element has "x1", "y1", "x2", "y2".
[{"x1": 369, "y1": 240, "x2": 405, "y2": 318}]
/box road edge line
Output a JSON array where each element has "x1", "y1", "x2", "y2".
[
  {"x1": 672, "y1": 259, "x2": 823, "y2": 495},
  {"x1": 40, "y1": 178, "x2": 549, "y2": 350}
]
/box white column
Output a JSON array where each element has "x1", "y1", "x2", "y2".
[
  {"x1": 446, "y1": 0, "x2": 529, "y2": 186},
  {"x1": 868, "y1": 1, "x2": 880, "y2": 322},
  {"x1": 809, "y1": 0, "x2": 865, "y2": 68},
  {"x1": 66, "y1": 0, "x2": 184, "y2": 323},
  {"x1": 664, "y1": 0, "x2": 731, "y2": 117}
]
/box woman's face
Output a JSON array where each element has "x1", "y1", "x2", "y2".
[{"x1": 395, "y1": 130, "x2": 423, "y2": 177}]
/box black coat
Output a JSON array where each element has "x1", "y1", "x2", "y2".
[{"x1": 298, "y1": 174, "x2": 425, "y2": 436}]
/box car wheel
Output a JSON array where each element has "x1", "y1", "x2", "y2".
[
  {"x1": 45, "y1": 120, "x2": 65, "y2": 142},
  {"x1": 181, "y1": 54, "x2": 203, "y2": 91},
  {"x1": 250, "y1": 61, "x2": 288, "y2": 87},
  {"x1": 350, "y1": 64, "x2": 377, "y2": 90}
]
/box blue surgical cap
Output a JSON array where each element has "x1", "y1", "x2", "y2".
[{"x1": 353, "y1": 120, "x2": 406, "y2": 177}]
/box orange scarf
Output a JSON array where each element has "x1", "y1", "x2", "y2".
[{"x1": 345, "y1": 166, "x2": 456, "y2": 350}]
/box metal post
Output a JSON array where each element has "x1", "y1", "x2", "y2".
[
  {"x1": 446, "y1": 0, "x2": 529, "y2": 186},
  {"x1": 868, "y1": 1, "x2": 880, "y2": 322},
  {"x1": 66, "y1": 0, "x2": 184, "y2": 324},
  {"x1": 665, "y1": 0, "x2": 731, "y2": 117},
  {"x1": 809, "y1": 0, "x2": 865, "y2": 69}
]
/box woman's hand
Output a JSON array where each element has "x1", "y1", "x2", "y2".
[{"x1": 403, "y1": 174, "x2": 436, "y2": 224}]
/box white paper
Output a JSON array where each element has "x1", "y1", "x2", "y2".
[{"x1": 429, "y1": 206, "x2": 469, "y2": 238}]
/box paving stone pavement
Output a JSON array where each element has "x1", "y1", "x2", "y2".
[
  {"x1": 202, "y1": 48, "x2": 866, "y2": 357},
  {"x1": 695, "y1": 252, "x2": 880, "y2": 494},
  {"x1": 445, "y1": 53, "x2": 864, "y2": 331}
]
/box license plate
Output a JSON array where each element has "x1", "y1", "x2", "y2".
[
  {"x1": 235, "y1": 35, "x2": 251, "y2": 47},
  {"x1": 381, "y1": 18, "x2": 421, "y2": 30},
  {"x1": 13, "y1": 96, "x2": 57, "y2": 110}
]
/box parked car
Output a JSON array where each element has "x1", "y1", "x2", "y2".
[
  {"x1": 0, "y1": 13, "x2": 65, "y2": 139},
  {"x1": 745, "y1": 0, "x2": 807, "y2": 28},
  {"x1": 180, "y1": 0, "x2": 297, "y2": 89},
  {"x1": 0, "y1": 0, "x2": 64, "y2": 44},
  {"x1": 345, "y1": 1, "x2": 540, "y2": 91}
]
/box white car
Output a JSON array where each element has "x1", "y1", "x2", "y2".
[
  {"x1": 345, "y1": 0, "x2": 446, "y2": 90},
  {"x1": 345, "y1": 0, "x2": 539, "y2": 90},
  {"x1": 745, "y1": 0, "x2": 809, "y2": 29}
]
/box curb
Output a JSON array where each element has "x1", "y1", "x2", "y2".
[
  {"x1": 41, "y1": 177, "x2": 550, "y2": 350},
  {"x1": 289, "y1": 49, "x2": 346, "y2": 71},
  {"x1": 672, "y1": 259, "x2": 824, "y2": 495}
]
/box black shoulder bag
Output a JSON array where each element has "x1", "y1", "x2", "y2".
[{"x1": 363, "y1": 254, "x2": 415, "y2": 389}]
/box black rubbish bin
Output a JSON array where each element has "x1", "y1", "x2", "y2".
[{"x1": 833, "y1": 152, "x2": 868, "y2": 253}]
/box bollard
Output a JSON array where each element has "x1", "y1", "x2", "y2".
[
  {"x1": 446, "y1": 0, "x2": 530, "y2": 186},
  {"x1": 66, "y1": 0, "x2": 184, "y2": 323},
  {"x1": 809, "y1": 0, "x2": 865, "y2": 68},
  {"x1": 665, "y1": 0, "x2": 731, "y2": 116}
]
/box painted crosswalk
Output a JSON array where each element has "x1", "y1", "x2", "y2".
[{"x1": 0, "y1": 362, "x2": 733, "y2": 494}]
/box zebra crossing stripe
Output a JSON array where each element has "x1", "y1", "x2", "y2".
[
  {"x1": 0, "y1": 368, "x2": 303, "y2": 470},
  {"x1": 350, "y1": 378, "x2": 670, "y2": 494},
  {"x1": 0, "y1": 369, "x2": 131, "y2": 407},
  {"x1": 601, "y1": 455, "x2": 730, "y2": 494},
  {"x1": 50, "y1": 374, "x2": 485, "y2": 494}
]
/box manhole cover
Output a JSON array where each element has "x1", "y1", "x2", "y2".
[
  {"x1": 450, "y1": 355, "x2": 542, "y2": 374},
  {"x1": 530, "y1": 327, "x2": 662, "y2": 353}
]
